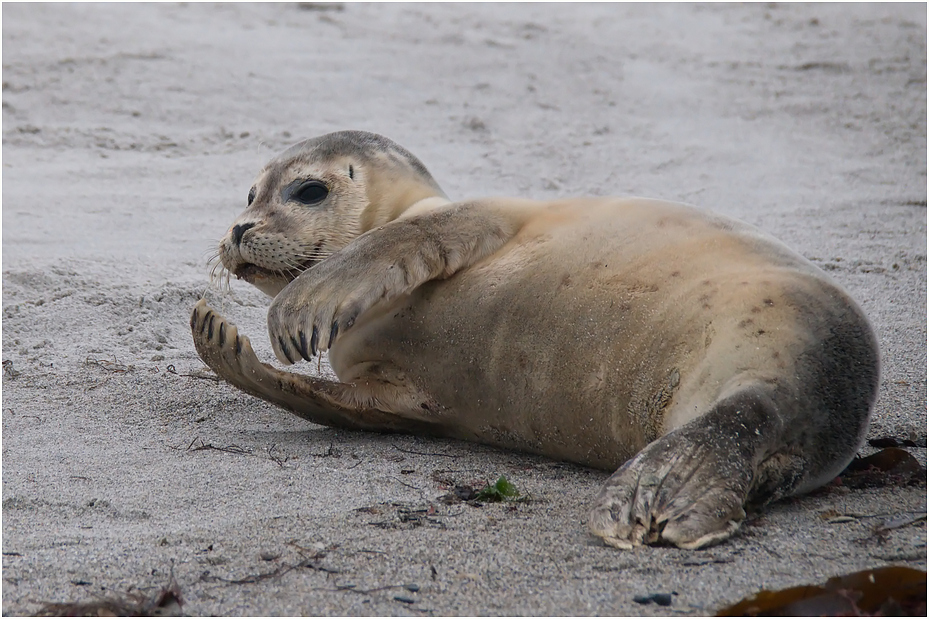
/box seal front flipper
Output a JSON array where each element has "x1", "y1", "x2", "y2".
[
  {"x1": 267, "y1": 199, "x2": 534, "y2": 364},
  {"x1": 587, "y1": 384, "x2": 805, "y2": 550},
  {"x1": 190, "y1": 299, "x2": 435, "y2": 434}
]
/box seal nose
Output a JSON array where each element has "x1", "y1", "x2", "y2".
[{"x1": 231, "y1": 222, "x2": 256, "y2": 246}]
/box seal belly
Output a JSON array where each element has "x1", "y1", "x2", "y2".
[{"x1": 339, "y1": 198, "x2": 862, "y2": 471}]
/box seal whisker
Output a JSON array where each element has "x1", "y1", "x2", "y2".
[
  {"x1": 206, "y1": 251, "x2": 237, "y2": 295},
  {"x1": 207, "y1": 260, "x2": 234, "y2": 294},
  {"x1": 277, "y1": 260, "x2": 307, "y2": 279},
  {"x1": 292, "y1": 249, "x2": 333, "y2": 262}
]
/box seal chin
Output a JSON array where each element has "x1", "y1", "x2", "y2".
[
  {"x1": 233, "y1": 264, "x2": 294, "y2": 298},
  {"x1": 232, "y1": 258, "x2": 322, "y2": 298}
]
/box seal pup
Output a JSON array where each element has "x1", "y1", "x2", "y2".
[{"x1": 191, "y1": 130, "x2": 879, "y2": 550}]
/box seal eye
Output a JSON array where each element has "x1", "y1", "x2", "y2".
[
  {"x1": 247, "y1": 187, "x2": 256, "y2": 206},
  {"x1": 290, "y1": 181, "x2": 329, "y2": 205}
]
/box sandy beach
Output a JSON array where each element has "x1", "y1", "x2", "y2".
[{"x1": 2, "y1": 3, "x2": 926, "y2": 615}]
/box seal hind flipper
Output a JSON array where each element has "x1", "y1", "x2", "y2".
[{"x1": 587, "y1": 384, "x2": 804, "y2": 550}]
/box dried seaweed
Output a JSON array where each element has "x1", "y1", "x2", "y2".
[
  {"x1": 717, "y1": 566, "x2": 927, "y2": 616},
  {"x1": 35, "y1": 577, "x2": 182, "y2": 617},
  {"x1": 839, "y1": 447, "x2": 926, "y2": 489}
]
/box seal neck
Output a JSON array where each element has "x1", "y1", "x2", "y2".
[
  {"x1": 359, "y1": 184, "x2": 450, "y2": 232},
  {"x1": 397, "y1": 196, "x2": 453, "y2": 220}
]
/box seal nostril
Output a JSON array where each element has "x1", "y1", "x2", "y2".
[{"x1": 231, "y1": 222, "x2": 256, "y2": 246}]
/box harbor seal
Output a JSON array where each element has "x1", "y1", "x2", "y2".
[{"x1": 191, "y1": 130, "x2": 879, "y2": 550}]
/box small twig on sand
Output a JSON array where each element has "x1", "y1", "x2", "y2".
[
  {"x1": 173, "y1": 437, "x2": 293, "y2": 469},
  {"x1": 201, "y1": 557, "x2": 341, "y2": 587},
  {"x1": 267, "y1": 444, "x2": 289, "y2": 468},
  {"x1": 201, "y1": 564, "x2": 294, "y2": 585},
  {"x1": 392, "y1": 444, "x2": 460, "y2": 458},
  {"x1": 391, "y1": 476, "x2": 421, "y2": 491},
  {"x1": 186, "y1": 437, "x2": 251, "y2": 456},
  {"x1": 84, "y1": 356, "x2": 133, "y2": 373},
  {"x1": 165, "y1": 364, "x2": 221, "y2": 383},
  {"x1": 875, "y1": 513, "x2": 927, "y2": 533}
]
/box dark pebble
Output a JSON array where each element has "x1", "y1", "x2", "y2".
[
  {"x1": 869, "y1": 437, "x2": 918, "y2": 448},
  {"x1": 454, "y1": 485, "x2": 477, "y2": 500},
  {"x1": 404, "y1": 583, "x2": 420, "y2": 592},
  {"x1": 633, "y1": 593, "x2": 673, "y2": 606},
  {"x1": 652, "y1": 593, "x2": 673, "y2": 606},
  {"x1": 394, "y1": 595, "x2": 416, "y2": 604}
]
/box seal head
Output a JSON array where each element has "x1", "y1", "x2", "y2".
[{"x1": 217, "y1": 130, "x2": 447, "y2": 296}]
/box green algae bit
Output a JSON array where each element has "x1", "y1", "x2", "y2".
[{"x1": 475, "y1": 475, "x2": 520, "y2": 502}]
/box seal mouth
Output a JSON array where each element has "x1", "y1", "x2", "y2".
[
  {"x1": 233, "y1": 260, "x2": 317, "y2": 284},
  {"x1": 233, "y1": 263, "x2": 276, "y2": 282}
]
